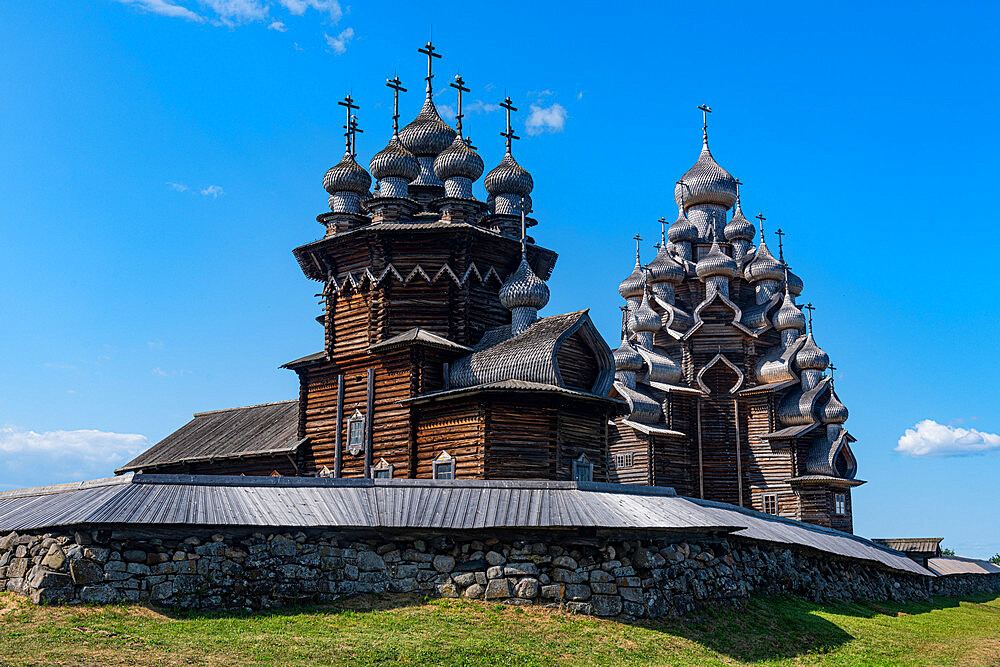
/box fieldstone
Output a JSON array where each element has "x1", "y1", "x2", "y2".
[
  {"x1": 486, "y1": 565, "x2": 505, "y2": 580},
  {"x1": 484, "y1": 578, "x2": 511, "y2": 599},
  {"x1": 566, "y1": 601, "x2": 593, "y2": 615},
  {"x1": 552, "y1": 568, "x2": 585, "y2": 584},
  {"x1": 357, "y1": 551, "x2": 386, "y2": 571},
  {"x1": 485, "y1": 551, "x2": 506, "y2": 566},
  {"x1": 564, "y1": 584, "x2": 591, "y2": 601},
  {"x1": 432, "y1": 555, "x2": 455, "y2": 573},
  {"x1": 7, "y1": 559, "x2": 28, "y2": 579},
  {"x1": 464, "y1": 583, "x2": 484, "y2": 599},
  {"x1": 41, "y1": 546, "x2": 67, "y2": 571},
  {"x1": 504, "y1": 562, "x2": 538, "y2": 577},
  {"x1": 126, "y1": 562, "x2": 151, "y2": 576},
  {"x1": 80, "y1": 585, "x2": 119, "y2": 604},
  {"x1": 31, "y1": 586, "x2": 73, "y2": 604},
  {"x1": 590, "y1": 570, "x2": 614, "y2": 582},
  {"x1": 620, "y1": 587, "x2": 644, "y2": 603},
  {"x1": 515, "y1": 577, "x2": 540, "y2": 599},
  {"x1": 122, "y1": 550, "x2": 147, "y2": 563},
  {"x1": 552, "y1": 555, "x2": 577, "y2": 569},
  {"x1": 29, "y1": 570, "x2": 71, "y2": 590},
  {"x1": 269, "y1": 537, "x2": 297, "y2": 557},
  {"x1": 452, "y1": 572, "x2": 477, "y2": 587},
  {"x1": 436, "y1": 582, "x2": 459, "y2": 598},
  {"x1": 70, "y1": 560, "x2": 103, "y2": 585},
  {"x1": 540, "y1": 584, "x2": 563, "y2": 599},
  {"x1": 590, "y1": 595, "x2": 623, "y2": 617},
  {"x1": 591, "y1": 581, "x2": 617, "y2": 595},
  {"x1": 183, "y1": 537, "x2": 201, "y2": 546}
]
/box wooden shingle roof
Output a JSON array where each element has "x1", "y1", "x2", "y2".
[{"x1": 116, "y1": 400, "x2": 302, "y2": 473}]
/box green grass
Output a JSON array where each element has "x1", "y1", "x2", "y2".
[{"x1": 1, "y1": 591, "x2": 999, "y2": 666}]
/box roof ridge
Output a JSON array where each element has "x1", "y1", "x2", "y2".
[{"x1": 193, "y1": 399, "x2": 297, "y2": 417}]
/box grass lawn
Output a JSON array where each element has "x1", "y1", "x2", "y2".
[{"x1": 0, "y1": 591, "x2": 998, "y2": 666}]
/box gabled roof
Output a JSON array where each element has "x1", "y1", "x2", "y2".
[
  {"x1": 927, "y1": 555, "x2": 1000, "y2": 576},
  {"x1": 369, "y1": 327, "x2": 472, "y2": 354},
  {"x1": 281, "y1": 351, "x2": 328, "y2": 369},
  {"x1": 116, "y1": 400, "x2": 302, "y2": 473},
  {"x1": 407, "y1": 379, "x2": 624, "y2": 407},
  {"x1": 448, "y1": 310, "x2": 614, "y2": 396},
  {"x1": 872, "y1": 538, "x2": 944, "y2": 554}
]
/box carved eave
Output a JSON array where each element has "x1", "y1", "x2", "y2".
[
  {"x1": 739, "y1": 291, "x2": 782, "y2": 334},
  {"x1": 786, "y1": 475, "x2": 866, "y2": 487},
  {"x1": 695, "y1": 353, "x2": 745, "y2": 394},
  {"x1": 755, "y1": 335, "x2": 807, "y2": 384},
  {"x1": 612, "y1": 381, "x2": 662, "y2": 424},
  {"x1": 652, "y1": 296, "x2": 694, "y2": 338},
  {"x1": 648, "y1": 382, "x2": 705, "y2": 396},
  {"x1": 777, "y1": 377, "x2": 831, "y2": 426},
  {"x1": 736, "y1": 378, "x2": 799, "y2": 395},
  {"x1": 622, "y1": 419, "x2": 687, "y2": 437},
  {"x1": 682, "y1": 290, "x2": 755, "y2": 341},
  {"x1": 761, "y1": 422, "x2": 821, "y2": 440}
]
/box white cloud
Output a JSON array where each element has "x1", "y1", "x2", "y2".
[
  {"x1": 167, "y1": 181, "x2": 189, "y2": 192},
  {"x1": 0, "y1": 425, "x2": 149, "y2": 489},
  {"x1": 525, "y1": 103, "x2": 567, "y2": 136},
  {"x1": 268, "y1": 20, "x2": 288, "y2": 31},
  {"x1": 896, "y1": 419, "x2": 1000, "y2": 458},
  {"x1": 117, "y1": 0, "x2": 205, "y2": 22},
  {"x1": 200, "y1": 0, "x2": 268, "y2": 25},
  {"x1": 152, "y1": 368, "x2": 193, "y2": 377},
  {"x1": 466, "y1": 99, "x2": 500, "y2": 114},
  {"x1": 200, "y1": 184, "x2": 225, "y2": 197},
  {"x1": 324, "y1": 27, "x2": 354, "y2": 54},
  {"x1": 577, "y1": 91, "x2": 584, "y2": 100},
  {"x1": 279, "y1": 0, "x2": 342, "y2": 21}
]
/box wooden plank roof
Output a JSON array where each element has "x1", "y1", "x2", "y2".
[
  {"x1": 115, "y1": 401, "x2": 301, "y2": 473},
  {"x1": 871, "y1": 537, "x2": 944, "y2": 554},
  {"x1": 927, "y1": 555, "x2": 1000, "y2": 576},
  {"x1": 0, "y1": 475, "x2": 932, "y2": 576}
]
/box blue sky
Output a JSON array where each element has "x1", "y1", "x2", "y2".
[{"x1": 1, "y1": 1, "x2": 998, "y2": 557}]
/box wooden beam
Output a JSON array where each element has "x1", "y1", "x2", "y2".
[
  {"x1": 696, "y1": 398, "x2": 704, "y2": 499},
  {"x1": 365, "y1": 368, "x2": 374, "y2": 478},
  {"x1": 733, "y1": 397, "x2": 743, "y2": 507},
  {"x1": 334, "y1": 374, "x2": 344, "y2": 478}
]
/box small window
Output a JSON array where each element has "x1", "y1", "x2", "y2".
[
  {"x1": 613, "y1": 452, "x2": 635, "y2": 469},
  {"x1": 373, "y1": 458, "x2": 393, "y2": 479},
  {"x1": 346, "y1": 409, "x2": 365, "y2": 455},
  {"x1": 762, "y1": 493, "x2": 777, "y2": 515},
  {"x1": 573, "y1": 454, "x2": 593, "y2": 482},
  {"x1": 433, "y1": 451, "x2": 455, "y2": 480},
  {"x1": 318, "y1": 466, "x2": 333, "y2": 478},
  {"x1": 834, "y1": 493, "x2": 846, "y2": 515}
]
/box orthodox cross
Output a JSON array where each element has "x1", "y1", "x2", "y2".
[
  {"x1": 386, "y1": 76, "x2": 406, "y2": 136},
  {"x1": 418, "y1": 41, "x2": 441, "y2": 96},
  {"x1": 698, "y1": 103, "x2": 712, "y2": 131},
  {"x1": 755, "y1": 212, "x2": 766, "y2": 237},
  {"x1": 827, "y1": 361, "x2": 837, "y2": 384},
  {"x1": 658, "y1": 216, "x2": 668, "y2": 245},
  {"x1": 337, "y1": 94, "x2": 359, "y2": 153},
  {"x1": 633, "y1": 233, "x2": 642, "y2": 263},
  {"x1": 676, "y1": 180, "x2": 687, "y2": 209},
  {"x1": 734, "y1": 177, "x2": 743, "y2": 208},
  {"x1": 803, "y1": 302, "x2": 816, "y2": 333},
  {"x1": 519, "y1": 197, "x2": 528, "y2": 257},
  {"x1": 451, "y1": 75, "x2": 470, "y2": 138},
  {"x1": 775, "y1": 228, "x2": 786, "y2": 261},
  {"x1": 500, "y1": 96, "x2": 519, "y2": 154},
  {"x1": 347, "y1": 116, "x2": 363, "y2": 157},
  {"x1": 619, "y1": 305, "x2": 628, "y2": 339}
]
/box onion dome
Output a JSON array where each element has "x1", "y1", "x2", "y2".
[
  {"x1": 369, "y1": 136, "x2": 420, "y2": 182},
  {"x1": 323, "y1": 150, "x2": 372, "y2": 196},
  {"x1": 647, "y1": 245, "x2": 685, "y2": 284},
  {"x1": 485, "y1": 153, "x2": 534, "y2": 199},
  {"x1": 433, "y1": 136, "x2": 485, "y2": 182},
  {"x1": 499, "y1": 257, "x2": 550, "y2": 311},
  {"x1": 618, "y1": 260, "x2": 646, "y2": 300},
  {"x1": 695, "y1": 240, "x2": 738, "y2": 279},
  {"x1": 772, "y1": 289, "x2": 806, "y2": 331},
  {"x1": 398, "y1": 97, "x2": 456, "y2": 157},
  {"x1": 674, "y1": 134, "x2": 738, "y2": 210},
  {"x1": 667, "y1": 208, "x2": 698, "y2": 243},
  {"x1": 631, "y1": 295, "x2": 661, "y2": 333},
  {"x1": 613, "y1": 338, "x2": 643, "y2": 372},
  {"x1": 786, "y1": 268, "x2": 804, "y2": 297},
  {"x1": 795, "y1": 334, "x2": 830, "y2": 372},
  {"x1": 725, "y1": 202, "x2": 755, "y2": 242},
  {"x1": 821, "y1": 391, "x2": 849, "y2": 424},
  {"x1": 744, "y1": 242, "x2": 785, "y2": 282}
]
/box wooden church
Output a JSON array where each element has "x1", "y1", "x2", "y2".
[{"x1": 118, "y1": 45, "x2": 860, "y2": 532}]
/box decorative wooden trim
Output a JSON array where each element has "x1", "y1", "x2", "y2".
[
  {"x1": 733, "y1": 398, "x2": 744, "y2": 507},
  {"x1": 334, "y1": 374, "x2": 344, "y2": 478},
  {"x1": 696, "y1": 353, "x2": 745, "y2": 394},
  {"x1": 364, "y1": 369, "x2": 374, "y2": 478}
]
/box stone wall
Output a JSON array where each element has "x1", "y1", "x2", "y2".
[{"x1": 1, "y1": 529, "x2": 998, "y2": 617}]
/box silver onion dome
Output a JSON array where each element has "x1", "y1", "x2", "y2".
[
  {"x1": 725, "y1": 202, "x2": 756, "y2": 242},
  {"x1": 433, "y1": 135, "x2": 485, "y2": 182},
  {"x1": 630, "y1": 296, "x2": 661, "y2": 333},
  {"x1": 618, "y1": 261, "x2": 646, "y2": 300},
  {"x1": 695, "y1": 241, "x2": 738, "y2": 279},
  {"x1": 499, "y1": 257, "x2": 550, "y2": 311},
  {"x1": 667, "y1": 208, "x2": 698, "y2": 243},
  {"x1": 647, "y1": 245, "x2": 685, "y2": 284},
  {"x1": 369, "y1": 136, "x2": 420, "y2": 182},
  {"x1": 674, "y1": 134, "x2": 738, "y2": 210},
  {"x1": 613, "y1": 338, "x2": 643, "y2": 372},
  {"x1": 485, "y1": 153, "x2": 534, "y2": 198},
  {"x1": 772, "y1": 290, "x2": 806, "y2": 331},
  {"x1": 821, "y1": 391, "x2": 849, "y2": 424},
  {"x1": 786, "y1": 268, "x2": 804, "y2": 297},
  {"x1": 744, "y1": 242, "x2": 785, "y2": 282},
  {"x1": 398, "y1": 97, "x2": 457, "y2": 157},
  {"x1": 323, "y1": 151, "x2": 372, "y2": 196},
  {"x1": 795, "y1": 334, "x2": 830, "y2": 371}
]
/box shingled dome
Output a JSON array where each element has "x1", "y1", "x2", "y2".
[
  {"x1": 433, "y1": 135, "x2": 485, "y2": 182},
  {"x1": 647, "y1": 245, "x2": 685, "y2": 284},
  {"x1": 667, "y1": 208, "x2": 698, "y2": 243},
  {"x1": 725, "y1": 202, "x2": 756, "y2": 242},
  {"x1": 485, "y1": 153, "x2": 534, "y2": 198},
  {"x1": 618, "y1": 260, "x2": 647, "y2": 299},
  {"x1": 744, "y1": 242, "x2": 785, "y2": 283},
  {"x1": 499, "y1": 257, "x2": 550, "y2": 311},
  {"x1": 674, "y1": 134, "x2": 738, "y2": 210},
  {"x1": 795, "y1": 333, "x2": 830, "y2": 372},
  {"x1": 696, "y1": 241, "x2": 738, "y2": 279},
  {"x1": 398, "y1": 97, "x2": 456, "y2": 157},
  {"x1": 369, "y1": 136, "x2": 420, "y2": 182},
  {"x1": 323, "y1": 151, "x2": 372, "y2": 196},
  {"x1": 772, "y1": 290, "x2": 806, "y2": 331}
]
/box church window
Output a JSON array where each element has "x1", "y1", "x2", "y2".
[
  {"x1": 614, "y1": 452, "x2": 635, "y2": 469},
  {"x1": 433, "y1": 451, "x2": 455, "y2": 480},
  {"x1": 346, "y1": 409, "x2": 365, "y2": 455},
  {"x1": 835, "y1": 493, "x2": 846, "y2": 515},
  {"x1": 373, "y1": 458, "x2": 393, "y2": 479},
  {"x1": 573, "y1": 454, "x2": 594, "y2": 482},
  {"x1": 762, "y1": 493, "x2": 777, "y2": 515}
]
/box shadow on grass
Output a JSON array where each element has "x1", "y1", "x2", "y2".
[{"x1": 140, "y1": 591, "x2": 1000, "y2": 663}]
